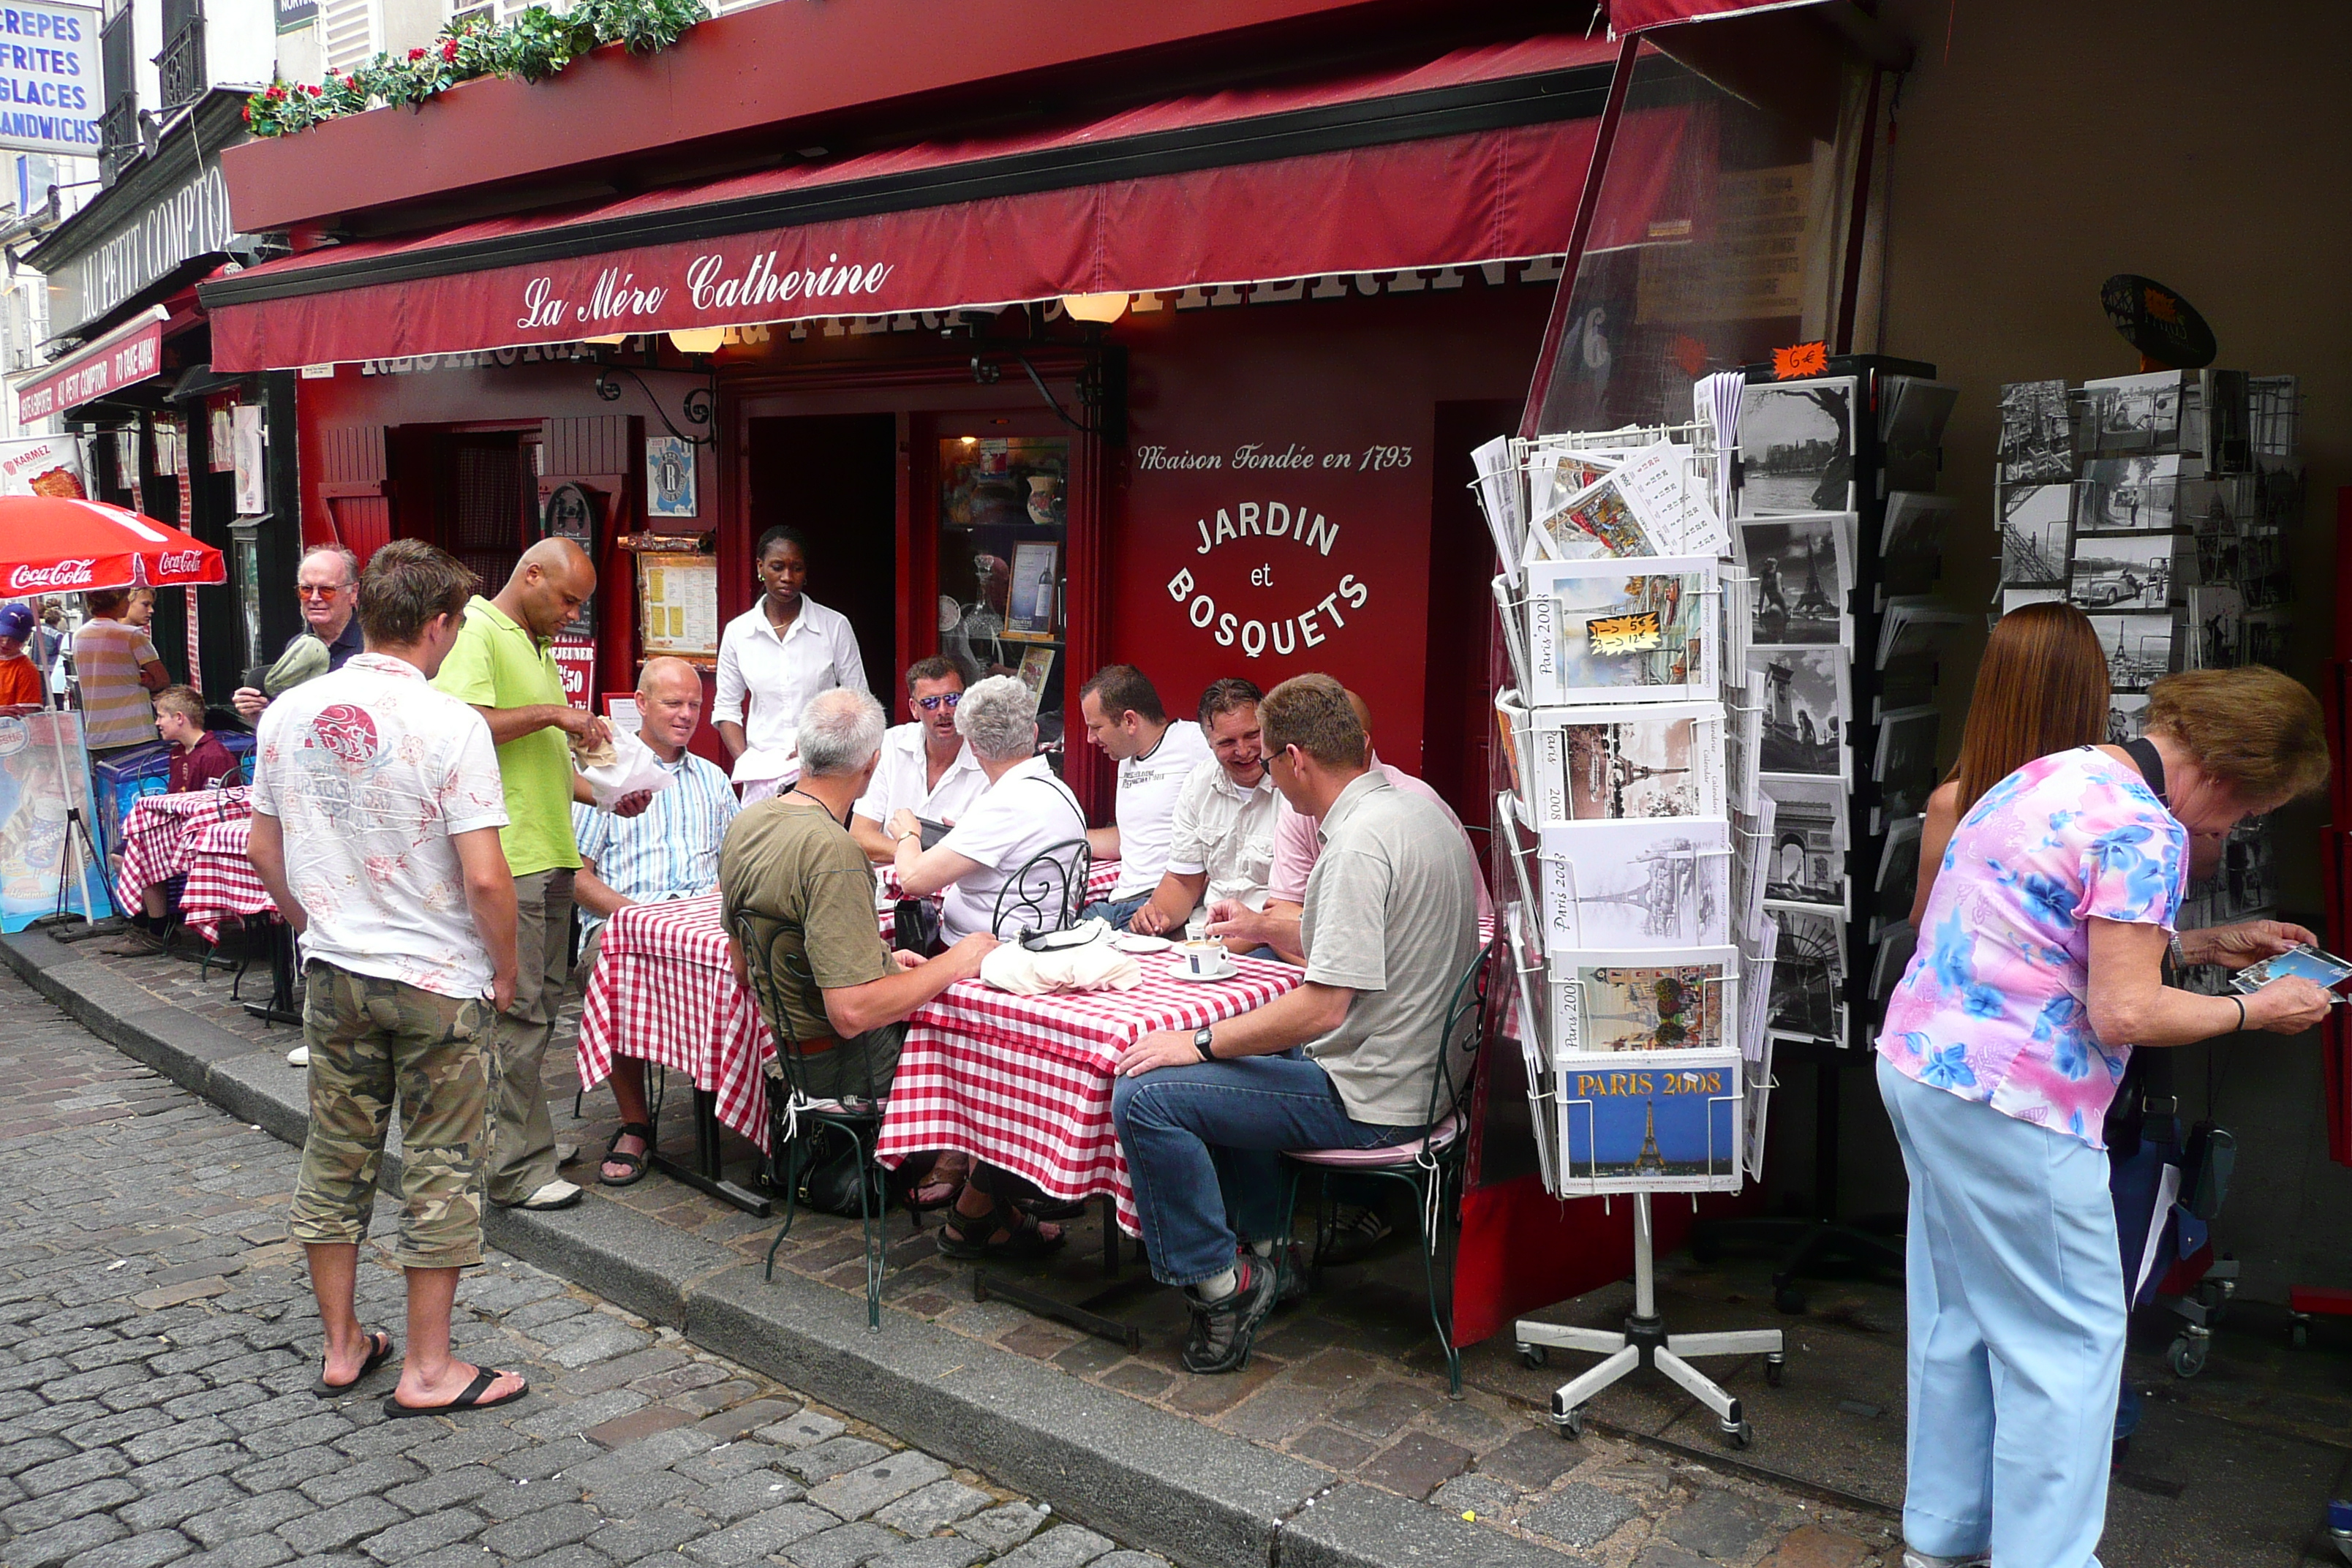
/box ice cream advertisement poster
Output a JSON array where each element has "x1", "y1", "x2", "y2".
[{"x1": 0, "y1": 711, "x2": 112, "y2": 930}]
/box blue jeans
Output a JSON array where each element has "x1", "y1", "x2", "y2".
[
  {"x1": 1081, "y1": 894, "x2": 1151, "y2": 931},
  {"x1": 1110, "y1": 1054, "x2": 1414, "y2": 1287},
  {"x1": 1878, "y1": 1055, "x2": 2124, "y2": 1568}
]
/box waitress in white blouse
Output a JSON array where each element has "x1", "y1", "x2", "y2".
[{"x1": 714, "y1": 525, "x2": 870, "y2": 800}]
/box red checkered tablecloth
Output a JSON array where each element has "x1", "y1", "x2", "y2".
[
  {"x1": 878, "y1": 957, "x2": 1300, "y2": 1235},
  {"x1": 113, "y1": 787, "x2": 251, "y2": 911},
  {"x1": 178, "y1": 818, "x2": 276, "y2": 941},
  {"x1": 574, "y1": 892, "x2": 774, "y2": 1149}
]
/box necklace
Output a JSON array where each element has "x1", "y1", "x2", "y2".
[{"x1": 786, "y1": 783, "x2": 847, "y2": 827}]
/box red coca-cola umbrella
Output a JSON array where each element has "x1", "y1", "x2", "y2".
[{"x1": 0, "y1": 496, "x2": 225, "y2": 598}]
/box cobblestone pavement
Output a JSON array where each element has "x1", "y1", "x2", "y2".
[
  {"x1": 39, "y1": 946, "x2": 1913, "y2": 1568},
  {"x1": 0, "y1": 968, "x2": 1165, "y2": 1568}
]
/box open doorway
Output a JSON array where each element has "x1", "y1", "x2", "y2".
[{"x1": 746, "y1": 414, "x2": 897, "y2": 700}]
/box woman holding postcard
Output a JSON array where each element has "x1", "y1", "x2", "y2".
[{"x1": 1878, "y1": 664, "x2": 2332, "y2": 1568}]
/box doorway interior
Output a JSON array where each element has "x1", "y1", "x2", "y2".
[{"x1": 745, "y1": 413, "x2": 897, "y2": 701}]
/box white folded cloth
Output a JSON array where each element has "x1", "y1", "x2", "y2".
[
  {"x1": 578, "y1": 729, "x2": 678, "y2": 811},
  {"x1": 980, "y1": 921, "x2": 1142, "y2": 995}
]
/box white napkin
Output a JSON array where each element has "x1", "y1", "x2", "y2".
[
  {"x1": 578, "y1": 728, "x2": 676, "y2": 811},
  {"x1": 731, "y1": 736, "x2": 798, "y2": 788},
  {"x1": 980, "y1": 922, "x2": 1143, "y2": 995}
]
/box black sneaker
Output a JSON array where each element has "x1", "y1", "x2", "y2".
[
  {"x1": 1320, "y1": 1202, "x2": 1393, "y2": 1267},
  {"x1": 1269, "y1": 1241, "x2": 1309, "y2": 1305},
  {"x1": 1182, "y1": 1256, "x2": 1280, "y2": 1374}
]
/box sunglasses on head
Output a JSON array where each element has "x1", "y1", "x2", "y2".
[{"x1": 915, "y1": 692, "x2": 962, "y2": 712}]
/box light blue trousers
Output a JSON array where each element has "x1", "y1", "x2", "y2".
[{"x1": 1877, "y1": 1055, "x2": 2125, "y2": 1568}]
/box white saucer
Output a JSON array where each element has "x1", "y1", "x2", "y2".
[
  {"x1": 1167, "y1": 957, "x2": 1238, "y2": 984},
  {"x1": 1112, "y1": 933, "x2": 1173, "y2": 954}
]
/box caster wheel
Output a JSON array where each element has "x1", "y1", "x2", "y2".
[
  {"x1": 2168, "y1": 1335, "x2": 2208, "y2": 1379},
  {"x1": 1723, "y1": 1420, "x2": 1754, "y2": 1450},
  {"x1": 1558, "y1": 1405, "x2": 1586, "y2": 1440},
  {"x1": 1764, "y1": 1354, "x2": 1786, "y2": 1387},
  {"x1": 2292, "y1": 1322, "x2": 2310, "y2": 1350},
  {"x1": 1774, "y1": 1286, "x2": 1807, "y2": 1315},
  {"x1": 1517, "y1": 1343, "x2": 1549, "y2": 1370}
]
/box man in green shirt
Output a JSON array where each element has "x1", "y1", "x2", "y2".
[{"x1": 434, "y1": 538, "x2": 609, "y2": 1211}]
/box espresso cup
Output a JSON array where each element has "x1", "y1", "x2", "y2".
[{"x1": 1180, "y1": 941, "x2": 1232, "y2": 979}]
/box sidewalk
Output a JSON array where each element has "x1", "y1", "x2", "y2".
[{"x1": 9, "y1": 924, "x2": 2345, "y2": 1568}]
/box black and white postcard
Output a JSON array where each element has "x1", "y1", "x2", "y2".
[
  {"x1": 1764, "y1": 900, "x2": 1846, "y2": 1043},
  {"x1": 1738, "y1": 378, "x2": 1857, "y2": 516},
  {"x1": 1746, "y1": 647, "x2": 1845, "y2": 776},
  {"x1": 1997, "y1": 380, "x2": 2073, "y2": 483},
  {"x1": 2001, "y1": 587, "x2": 2065, "y2": 616},
  {"x1": 2086, "y1": 611, "x2": 2177, "y2": 691},
  {"x1": 2187, "y1": 583, "x2": 2244, "y2": 668},
  {"x1": 2106, "y1": 693, "x2": 2151, "y2": 744},
  {"x1": 1870, "y1": 923, "x2": 1918, "y2": 1003},
  {"x1": 1738, "y1": 513, "x2": 1852, "y2": 645},
  {"x1": 1880, "y1": 378, "x2": 1958, "y2": 492},
  {"x1": 1873, "y1": 706, "x2": 1941, "y2": 821},
  {"x1": 1997, "y1": 484, "x2": 2073, "y2": 586},
  {"x1": 2080, "y1": 454, "x2": 2181, "y2": 532},
  {"x1": 2068, "y1": 534, "x2": 2178, "y2": 611},
  {"x1": 1539, "y1": 817, "x2": 1732, "y2": 952},
  {"x1": 1759, "y1": 773, "x2": 1847, "y2": 908},
  {"x1": 2083, "y1": 370, "x2": 2186, "y2": 453},
  {"x1": 1875, "y1": 814, "x2": 1923, "y2": 930}
]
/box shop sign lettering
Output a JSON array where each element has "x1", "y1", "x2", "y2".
[{"x1": 514, "y1": 249, "x2": 895, "y2": 333}]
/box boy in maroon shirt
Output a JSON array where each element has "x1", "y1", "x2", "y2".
[{"x1": 105, "y1": 687, "x2": 243, "y2": 954}]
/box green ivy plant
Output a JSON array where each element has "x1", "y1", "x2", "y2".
[{"x1": 244, "y1": 0, "x2": 710, "y2": 137}]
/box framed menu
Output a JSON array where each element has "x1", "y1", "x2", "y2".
[{"x1": 637, "y1": 552, "x2": 720, "y2": 660}]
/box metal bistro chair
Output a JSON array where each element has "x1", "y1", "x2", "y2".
[
  {"x1": 733, "y1": 908, "x2": 894, "y2": 1331},
  {"x1": 1281, "y1": 938, "x2": 1496, "y2": 1395},
  {"x1": 992, "y1": 838, "x2": 1092, "y2": 938}
]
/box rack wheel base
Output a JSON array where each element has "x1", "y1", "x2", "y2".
[
  {"x1": 1764, "y1": 1353, "x2": 1786, "y2": 1387},
  {"x1": 2168, "y1": 1334, "x2": 2209, "y2": 1379},
  {"x1": 1518, "y1": 1343, "x2": 1548, "y2": 1370},
  {"x1": 1555, "y1": 1404, "x2": 1586, "y2": 1440},
  {"x1": 1722, "y1": 1417, "x2": 1754, "y2": 1450}
]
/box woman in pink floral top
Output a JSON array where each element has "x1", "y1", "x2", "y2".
[{"x1": 1876, "y1": 668, "x2": 2332, "y2": 1568}]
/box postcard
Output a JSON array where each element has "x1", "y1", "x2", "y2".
[
  {"x1": 1738, "y1": 377, "x2": 1857, "y2": 516},
  {"x1": 1738, "y1": 513, "x2": 1852, "y2": 646},
  {"x1": 1734, "y1": 792, "x2": 1777, "y2": 949},
  {"x1": 2083, "y1": 369, "x2": 2185, "y2": 454},
  {"x1": 1746, "y1": 647, "x2": 1846, "y2": 777},
  {"x1": 1531, "y1": 701, "x2": 1727, "y2": 823},
  {"x1": 1759, "y1": 774, "x2": 1847, "y2": 908},
  {"x1": 2085, "y1": 611, "x2": 2176, "y2": 691},
  {"x1": 1537, "y1": 816, "x2": 1732, "y2": 951},
  {"x1": 1764, "y1": 900, "x2": 1846, "y2": 1043},
  {"x1": 1882, "y1": 491, "x2": 1956, "y2": 567},
  {"x1": 1873, "y1": 706, "x2": 1941, "y2": 822},
  {"x1": 1522, "y1": 556, "x2": 1719, "y2": 707},
  {"x1": 1998, "y1": 484, "x2": 2073, "y2": 587},
  {"x1": 1742, "y1": 913, "x2": 1777, "y2": 1069},
  {"x1": 1550, "y1": 947, "x2": 1741, "y2": 1055},
  {"x1": 1537, "y1": 470, "x2": 1655, "y2": 561},
  {"x1": 2080, "y1": 453, "x2": 2181, "y2": 532},
  {"x1": 1556, "y1": 1049, "x2": 1743, "y2": 1191},
  {"x1": 2106, "y1": 692, "x2": 2151, "y2": 745},
  {"x1": 2229, "y1": 944, "x2": 2352, "y2": 998},
  {"x1": 1616, "y1": 440, "x2": 1727, "y2": 558},
  {"x1": 1880, "y1": 378, "x2": 1958, "y2": 492},
  {"x1": 1997, "y1": 379, "x2": 2073, "y2": 484},
  {"x1": 1871, "y1": 922, "x2": 1918, "y2": 1001},
  {"x1": 2069, "y1": 534, "x2": 2179, "y2": 612},
  {"x1": 1471, "y1": 434, "x2": 1526, "y2": 582}
]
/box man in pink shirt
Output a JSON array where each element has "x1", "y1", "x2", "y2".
[{"x1": 1207, "y1": 690, "x2": 1490, "y2": 965}]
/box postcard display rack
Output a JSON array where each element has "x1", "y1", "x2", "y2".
[
  {"x1": 1475, "y1": 374, "x2": 1790, "y2": 1450},
  {"x1": 1995, "y1": 369, "x2": 2298, "y2": 960}
]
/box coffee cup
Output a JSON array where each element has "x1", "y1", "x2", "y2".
[{"x1": 1180, "y1": 940, "x2": 1233, "y2": 979}]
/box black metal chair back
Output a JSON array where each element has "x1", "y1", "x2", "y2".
[
  {"x1": 990, "y1": 837, "x2": 1092, "y2": 938},
  {"x1": 731, "y1": 905, "x2": 892, "y2": 1330}
]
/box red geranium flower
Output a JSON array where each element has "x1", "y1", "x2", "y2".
[
  {"x1": 407, "y1": 46, "x2": 426, "y2": 59},
  {"x1": 265, "y1": 85, "x2": 284, "y2": 98},
  {"x1": 304, "y1": 83, "x2": 321, "y2": 94},
  {"x1": 439, "y1": 38, "x2": 457, "y2": 59},
  {"x1": 241, "y1": 103, "x2": 252, "y2": 121}
]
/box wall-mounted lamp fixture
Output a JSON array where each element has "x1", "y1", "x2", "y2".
[{"x1": 1059, "y1": 293, "x2": 1130, "y2": 325}]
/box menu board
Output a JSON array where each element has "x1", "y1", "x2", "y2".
[{"x1": 637, "y1": 553, "x2": 719, "y2": 660}]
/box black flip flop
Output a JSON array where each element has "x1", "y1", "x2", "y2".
[
  {"x1": 312, "y1": 1329, "x2": 394, "y2": 1395},
  {"x1": 381, "y1": 1367, "x2": 529, "y2": 1419},
  {"x1": 598, "y1": 1122, "x2": 656, "y2": 1187},
  {"x1": 936, "y1": 1207, "x2": 1068, "y2": 1262}
]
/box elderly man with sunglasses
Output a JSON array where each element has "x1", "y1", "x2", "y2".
[
  {"x1": 233, "y1": 545, "x2": 366, "y2": 723},
  {"x1": 849, "y1": 655, "x2": 990, "y2": 864}
]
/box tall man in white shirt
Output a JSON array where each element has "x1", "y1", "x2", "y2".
[
  {"x1": 573, "y1": 657, "x2": 740, "y2": 1186},
  {"x1": 1125, "y1": 679, "x2": 1278, "y2": 945},
  {"x1": 715, "y1": 526, "x2": 869, "y2": 801},
  {"x1": 850, "y1": 655, "x2": 988, "y2": 863},
  {"x1": 1074, "y1": 664, "x2": 1210, "y2": 930},
  {"x1": 249, "y1": 539, "x2": 529, "y2": 1417}
]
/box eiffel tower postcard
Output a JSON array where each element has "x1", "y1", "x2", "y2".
[{"x1": 1556, "y1": 1048, "x2": 1744, "y2": 1194}]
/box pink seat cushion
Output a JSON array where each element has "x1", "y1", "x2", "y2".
[{"x1": 1285, "y1": 1112, "x2": 1460, "y2": 1169}]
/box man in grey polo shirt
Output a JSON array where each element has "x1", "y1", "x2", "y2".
[{"x1": 1109, "y1": 673, "x2": 1480, "y2": 1375}]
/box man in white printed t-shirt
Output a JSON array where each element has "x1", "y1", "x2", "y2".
[
  {"x1": 849, "y1": 655, "x2": 989, "y2": 864},
  {"x1": 892, "y1": 675, "x2": 1090, "y2": 943},
  {"x1": 1074, "y1": 663, "x2": 1210, "y2": 930},
  {"x1": 1125, "y1": 678, "x2": 1278, "y2": 947},
  {"x1": 247, "y1": 539, "x2": 529, "y2": 1419}
]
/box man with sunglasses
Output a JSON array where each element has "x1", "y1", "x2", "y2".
[
  {"x1": 233, "y1": 545, "x2": 365, "y2": 723},
  {"x1": 849, "y1": 655, "x2": 989, "y2": 863}
]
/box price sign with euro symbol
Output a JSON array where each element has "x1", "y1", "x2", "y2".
[{"x1": 1588, "y1": 611, "x2": 1662, "y2": 657}]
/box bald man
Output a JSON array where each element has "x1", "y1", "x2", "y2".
[
  {"x1": 434, "y1": 538, "x2": 611, "y2": 1212},
  {"x1": 568, "y1": 658, "x2": 739, "y2": 1186}
]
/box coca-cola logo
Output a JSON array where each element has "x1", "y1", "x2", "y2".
[
  {"x1": 8, "y1": 559, "x2": 94, "y2": 591},
  {"x1": 156, "y1": 551, "x2": 203, "y2": 576}
]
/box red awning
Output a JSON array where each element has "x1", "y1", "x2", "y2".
[
  {"x1": 1605, "y1": 0, "x2": 1833, "y2": 29},
  {"x1": 203, "y1": 35, "x2": 1692, "y2": 371},
  {"x1": 13, "y1": 308, "x2": 167, "y2": 425}
]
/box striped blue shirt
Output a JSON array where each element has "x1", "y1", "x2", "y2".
[{"x1": 573, "y1": 750, "x2": 740, "y2": 933}]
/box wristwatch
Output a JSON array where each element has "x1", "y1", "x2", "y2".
[{"x1": 1193, "y1": 1026, "x2": 1215, "y2": 1063}]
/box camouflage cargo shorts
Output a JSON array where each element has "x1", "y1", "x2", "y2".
[{"x1": 289, "y1": 960, "x2": 493, "y2": 1270}]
